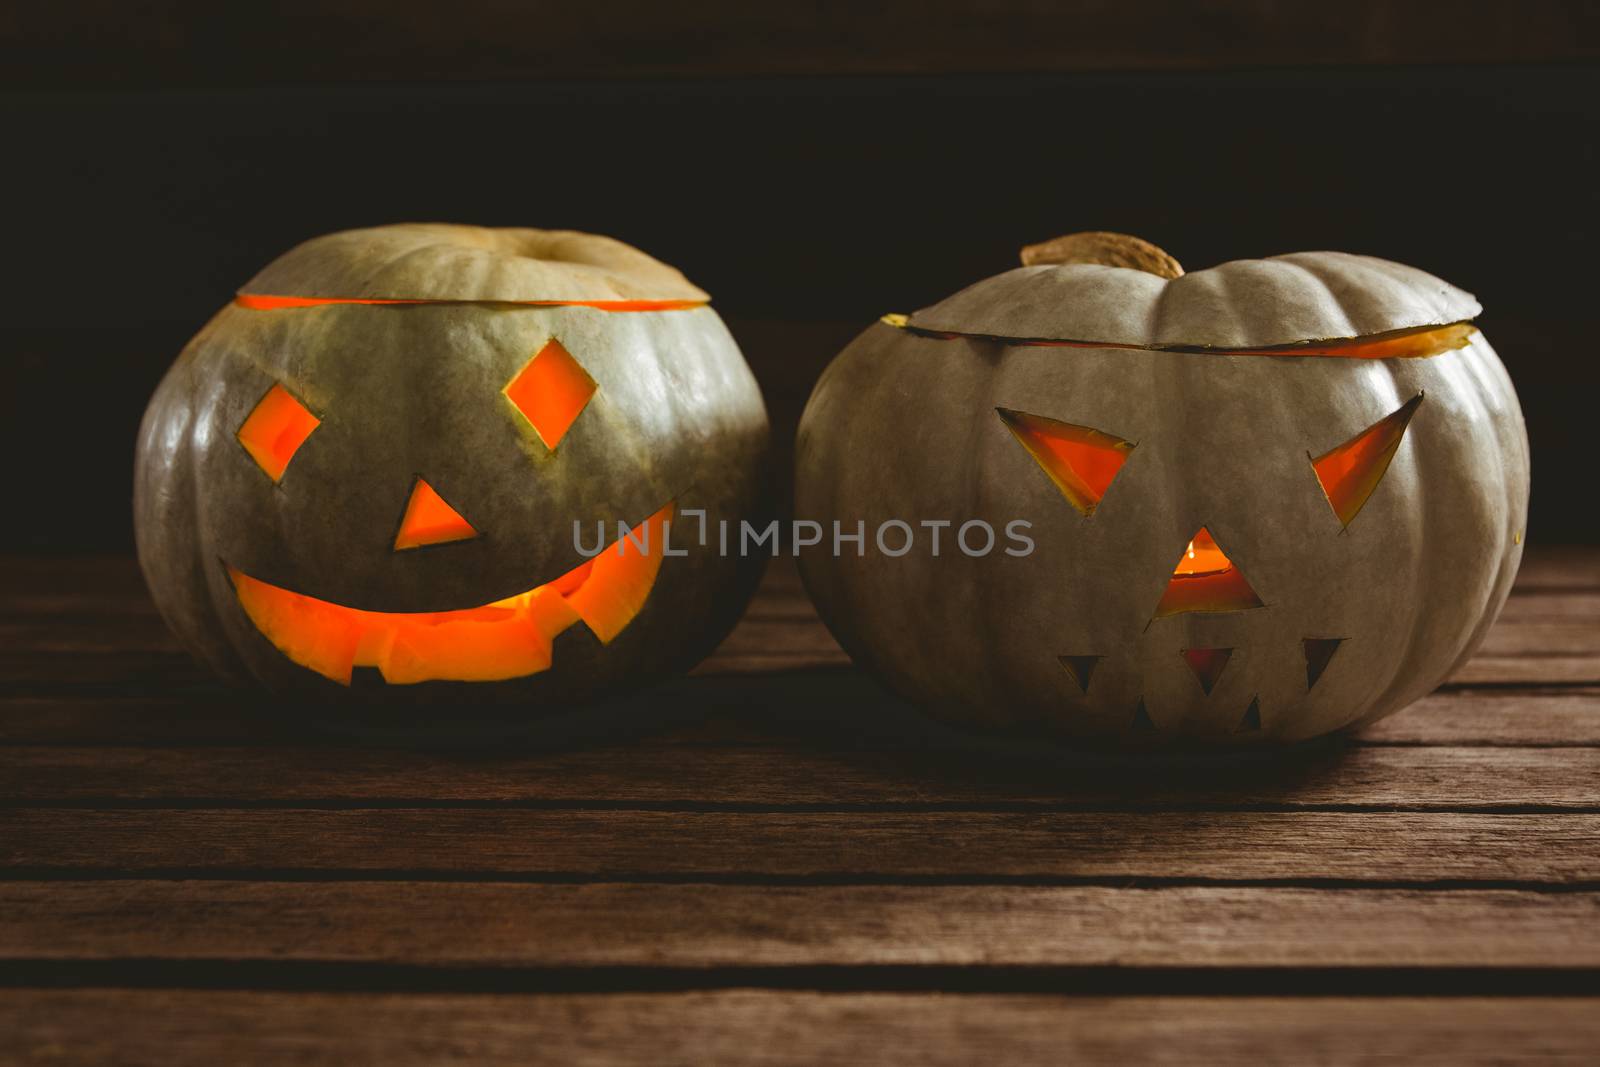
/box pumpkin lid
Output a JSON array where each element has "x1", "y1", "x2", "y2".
[
  {"x1": 238, "y1": 223, "x2": 709, "y2": 304},
  {"x1": 906, "y1": 233, "x2": 1480, "y2": 350}
]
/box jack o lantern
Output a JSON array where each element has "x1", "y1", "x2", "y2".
[
  {"x1": 795, "y1": 232, "x2": 1529, "y2": 745},
  {"x1": 135, "y1": 224, "x2": 768, "y2": 725}
]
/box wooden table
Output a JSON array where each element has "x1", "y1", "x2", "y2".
[{"x1": 2, "y1": 551, "x2": 1597, "y2": 1064}]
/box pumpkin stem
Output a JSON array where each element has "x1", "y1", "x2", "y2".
[{"x1": 1019, "y1": 231, "x2": 1184, "y2": 279}]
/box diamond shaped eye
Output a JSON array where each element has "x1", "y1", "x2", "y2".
[
  {"x1": 504, "y1": 339, "x2": 597, "y2": 450},
  {"x1": 237, "y1": 383, "x2": 320, "y2": 482}
]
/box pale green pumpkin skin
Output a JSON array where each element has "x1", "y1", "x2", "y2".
[
  {"x1": 135, "y1": 226, "x2": 769, "y2": 731},
  {"x1": 796, "y1": 254, "x2": 1528, "y2": 746}
]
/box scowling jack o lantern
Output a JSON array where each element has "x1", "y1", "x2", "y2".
[
  {"x1": 796, "y1": 232, "x2": 1529, "y2": 745},
  {"x1": 135, "y1": 224, "x2": 768, "y2": 723}
]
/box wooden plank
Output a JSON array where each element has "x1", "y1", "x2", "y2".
[
  {"x1": 3, "y1": 810, "x2": 1595, "y2": 883},
  {"x1": 1449, "y1": 656, "x2": 1600, "y2": 686},
  {"x1": 4, "y1": 881, "x2": 1597, "y2": 970},
  {"x1": 1515, "y1": 546, "x2": 1600, "y2": 591},
  {"x1": 0, "y1": 556, "x2": 149, "y2": 600},
  {"x1": 0, "y1": 697, "x2": 301, "y2": 746},
  {"x1": 1476, "y1": 620, "x2": 1600, "y2": 656},
  {"x1": 1357, "y1": 689, "x2": 1600, "y2": 746},
  {"x1": 0, "y1": 615, "x2": 180, "y2": 654},
  {"x1": 5, "y1": 686, "x2": 1597, "y2": 749},
  {"x1": 692, "y1": 618, "x2": 849, "y2": 674},
  {"x1": 2, "y1": 991, "x2": 1597, "y2": 1065},
  {"x1": 0, "y1": 652, "x2": 208, "y2": 692},
  {"x1": 0, "y1": 623, "x2": 1590, "y2": 690},
  {"x1": 4, "y1": 646, "x2": 1595, "y2": 690},
  {"x1": 1496, "y1": 591, "x2": 1600, "y2": 621},
  {"x1": 2, "y1": 743, "x2": 1595, "y2": 810},
  {"x1": 642, "y1": 687, "x2": 1600, "y2": 752}
]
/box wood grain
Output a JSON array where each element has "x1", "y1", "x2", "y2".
[
  {"x1": 1514, "y1": 547, "x2": 1600, "y2": 591},
  {"x1": 4, "y1": 686, "x2": 1597, "y2": 748},
  {"x1": 2, "y1": 990, "x2": 1596, "y2": 1065},
  {"x1": 1356, "y1": 689, "x2": 1600, "y2": 745},
  {"x1": 1, "y1": 743, "x2": 1595, "y2": 810},
  {"x1": 5, "y1": 809, "x2": 1595, "y2": 884},
  {"x1": 1496, "y1": 591, "x2": 1600, "y2": 621},
  {"x1": 0, "y1": 547, "x2": 1595, "y2": 1060},
  {"x1": 3, "y1": 881, "x2": 1596, "y2": 969},
  {"x1": 1448, "y1": 656, "x2": 1600, "y2": 685},
  {"x1": 16, "y1": 643, "x2": 1598, "y2": 688}
]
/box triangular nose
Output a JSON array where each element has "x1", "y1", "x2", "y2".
[
  {"x1": 1152, "y1": 526, "x2": 1263, "y2": 619},
  {"x1": 394, "y1": 478, "x2": 478, "y2": 551}
]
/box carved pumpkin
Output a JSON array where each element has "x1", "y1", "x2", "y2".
[
  {"x1": 135, "y1": 224, "x2": 768, "y2": 724},
  {"x1": 795, "y1": 232, "x2": 1529, "y2": 745}
]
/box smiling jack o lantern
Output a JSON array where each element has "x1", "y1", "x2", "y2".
[
  {"x1": 135, "y1": 224, "x2": 768, "y2": 723},
  {"x1": 795, "y1": 232, "x2": 1529, "y2": 745}
]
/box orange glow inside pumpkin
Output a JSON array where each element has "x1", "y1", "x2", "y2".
[
  {"x1": 237, "y1": 383, "x2": 320, "y2": 482},
  {"x1": 503, "y1": 339, "x2": 598, "y2": 450},
  {"x1": 996, "y1": 407, "x2": 1135, "y2": 515},
  {"x1": 1312, "y1": 394, "x2": 1424, "y2": 528},
  {"x1": 1224, "y1": 324, "x2": 1475, "y2": 359},
  {"x1": 393, "y1": 478, "x2": 479, "y2": 550},
  {"x1": 230, "y1": 501, "x2": 674, "y2": 685},
  {"x1": 1171, "y1": 527, "x2": 1233, "y2": 577},
  {"x1": 886, "y1": 317, "x2": 1477, "y2": 360},
  {"x1": 1154, "y1": 527, "x2": 1263, "y2": 618},
  {"x1": 235, "y1": 295, "x2": 704, "y2": 312},
  {"x1": 1180, "y1": 646, "x2": 1233, "y2": 695}
]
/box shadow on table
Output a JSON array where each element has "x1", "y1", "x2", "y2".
[{"x1": 219, "y1": 667, "x2": 1357, "y2": 799}]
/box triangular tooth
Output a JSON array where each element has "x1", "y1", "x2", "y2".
[
  {"x1": 1303, "y1": 638, "x2": 1345, "y2": 689},
  {"x1": 1180, "y1": 647, "x2": 1233, "y2": 696},
  {"x1": 1236, "y1": 697, "x2": 1262, "y2": 732},
  {"x1": 1057, "y1": 655, "x2": 1101, "y2": 693},
  {"x1": 1132, "y1": 698, "x2": 1157, "y2": 731}
]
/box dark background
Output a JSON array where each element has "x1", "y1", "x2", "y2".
[{"x1": 3, "y1": 1, "x2": 1597, "y2": 551}]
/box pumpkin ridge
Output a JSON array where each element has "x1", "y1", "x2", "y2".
[
  {"x1": 907, "y1": 249, "x2": 1480, "y2": 348},
  {"x1": 239, "y1": 224, "x2": 710, "y2": 304},
  {"x1": 796, "y1": 246, "x2": 1526, "y2": 748}
]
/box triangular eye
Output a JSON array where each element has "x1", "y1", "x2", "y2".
[
  {"x1": 1311, "y1": 394, "x2": 1423, "y2": 528},
  {"x1": 997, "y1": 408, "x2": 1135, "y2": 516}
]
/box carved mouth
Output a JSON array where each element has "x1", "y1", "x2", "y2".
[{"x1": 228, "y1": 501, "x2": 674, "y2": 686}]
